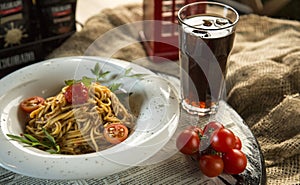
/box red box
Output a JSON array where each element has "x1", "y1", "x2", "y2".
[{"x1": 141, "y1": 0, "x2": 200, "y2": 62}]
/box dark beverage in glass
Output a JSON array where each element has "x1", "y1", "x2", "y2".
[{"x1": 178, "y1": 2, "x2": 239, "y2": 115}]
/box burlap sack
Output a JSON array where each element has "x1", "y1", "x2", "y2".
[
  {"x1": 226, "y1": 14, "x2": 300, "y2": 184},
  {"x1": 49, "y1": 4, "x2": 300, "y2": 185}
]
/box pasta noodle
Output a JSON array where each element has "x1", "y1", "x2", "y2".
[{"x1": 24, "y1": 82, "x2": 135, "y2": 155}]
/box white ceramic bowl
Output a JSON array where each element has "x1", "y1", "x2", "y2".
[{"x1": 0, "y1": 56, "x2": 180, "y2": 179}]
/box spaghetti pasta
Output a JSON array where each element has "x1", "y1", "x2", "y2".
[{"x1": 24, "y1": 82, "x2": 135, "y2": 155}]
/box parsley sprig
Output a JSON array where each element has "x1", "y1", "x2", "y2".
[
  {"x1": 65, "y1": 63, "x2": 147, "y2": 92},
  {"x1": 7, "y1": 128, "x2": 60, "y2": 154}
]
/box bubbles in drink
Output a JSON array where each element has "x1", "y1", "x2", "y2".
[
  {"x1": 192, "y1": 29, "x2": 211, "y2": 38},
  {"x1": 203, "y1": 19, "x2": 213, "y2": 27},
  {"x1": 183, "y1": 15, "x2": 233, "y2": 38},
  {"x1": 216, "y1": 18, "x2": 230, "y2": 26}
]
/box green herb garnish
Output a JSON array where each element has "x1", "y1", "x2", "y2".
[
  {"x1": 91, "y1": 63, "x2": 111, "y2": 81},
  {"x1": 65, "y1": 63, "x2": 147, "y2": 92},
  {"x1": 7, "y1": 128, "x2": 60, "y2": 154}
]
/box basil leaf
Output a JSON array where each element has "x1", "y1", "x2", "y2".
[
  {"x1": 7, "y1": 131, "x2": 61, "y2": 154},
  {"x1": 98, "y1": 71, "x2": 110, "y2": 79},
  {"x1": 109, "y1": 83, "x2": 122, "y2": 92},
  {"x1": 46, "y1": 148, "x2": 59, "y2": 154},
  {"x1": 124, "y1": 68, "x2": 132, "y2": 76},
  {"x1": 42, "y1": 128, "x2": 56, "y2": 146},
  {"x1": 128, "y1": 74, "x2": 147, "y2": 78},
  {"x1": 81, "y1": 76, "x2": 94, "y2": 86},
  {"x1": 91, "y1": 63, "x2": 100, "y2": 76},
  {"x1": 7, "y1": 134, "x2": 32, "y2": 145},
  {"x1": 24, "y1": 134, "x2": 39, "y2": 143},
  {"x1": 65, "y1": 80, "x2": 75, "y2": 86}
]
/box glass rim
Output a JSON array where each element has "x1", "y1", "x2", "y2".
[{"x1": 177, "y1": 1, "x2": 239, "y2": 31}]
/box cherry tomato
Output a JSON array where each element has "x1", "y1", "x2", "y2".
[
  {"x1": 20, "y1": 96, "x2": 45, "y2": 113},
  {"x1": 186, "y1": 125, "x2": 204, "y2": 138},
  {"x1": 203, "y1": 121, "x2": 224, "y2": 135},
  {"x1": 210, "y1": 128, "x2": 235, "y2": 153},
  {"x1": 176, "y1": 128, "x2": 200, "y2": 155},
  {"x1": 199, "y1": 154, "x2": 224, "y2": 177},
  {"x1": 64, "y1": 82, "x2": 89, "y2": 104},
  {"x1": 201, "y1": 121, "x2": 225, "y2": 151},
  {"x1": 104, "y1": 123, "x2": 129, "y2": 144},
  {"x1": 223, "y1": 149, "x2": 247, "y2": 174},
  {"x1": 234, "y1": 135, "x2": 242, "y2": 150}
]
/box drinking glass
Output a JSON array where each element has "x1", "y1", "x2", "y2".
[{"x1": 178, "y1": 1, "x2": 239, "y2": 115}]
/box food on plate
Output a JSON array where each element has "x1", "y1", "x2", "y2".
[
  {"x1": 103, "y1": 123, "x2": 129, "y2": 144},
  {"x1": 20, "y1": 96, "x2": 45, "y2": 113},
  {"x1": 9, "y1": 81, "x2": 135, "y2": 155},
  {"x1": 176, "y1": 121, "x2": 247, "y2": 178},
  {"x1": 6, "y1": 65, "x2": 147, "y2": 155}
]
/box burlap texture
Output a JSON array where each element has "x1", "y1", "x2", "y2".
[
  {"x1": 226, "y1": 14, "x2": 300, "y2": 184},
  {"x1": 49, "y1": 4, "x2": 300, "y2": 185}
]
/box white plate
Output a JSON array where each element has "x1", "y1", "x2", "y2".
[{"x1": 0, "y1": 56, "x2": 180, "y2": 179}]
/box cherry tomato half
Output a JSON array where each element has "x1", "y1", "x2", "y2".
[
  {"x1": 223, "y1": 149, "x2": 247, "y2": 174},
  {"x1": 104, "y1": 123, "x2": 129, "y2": 144},
  {"x1": 210, "y1": 128, "x2": 236, "y2": 153},
  {"x1": 64, "y1": 82, "x2": 89, "y2": 104},
  {"x1": 199, "y1": 154, "x2": 224, "y2": 177},
  {"x1": 20, "y1": 96, "x2": 45, "y2": 113},
  {"x1": 176, "y1": 128, "x2": 200, "y2": 155}
]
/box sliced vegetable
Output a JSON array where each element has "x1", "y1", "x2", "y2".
[
  {"x1": 20, "y1": 96, "x2": 45, "y2": 113},
  {"x1": 104, "y1": 123, "x2": 129, "y2": 144}
]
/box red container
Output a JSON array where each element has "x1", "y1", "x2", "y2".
[{"x1": 141, "y1": 0, "x2": 200, "y2": 62}]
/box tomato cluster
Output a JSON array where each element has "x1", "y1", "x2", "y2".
[{"x1": 176, "y1": 121, "x2": 247, "y2": 178}]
